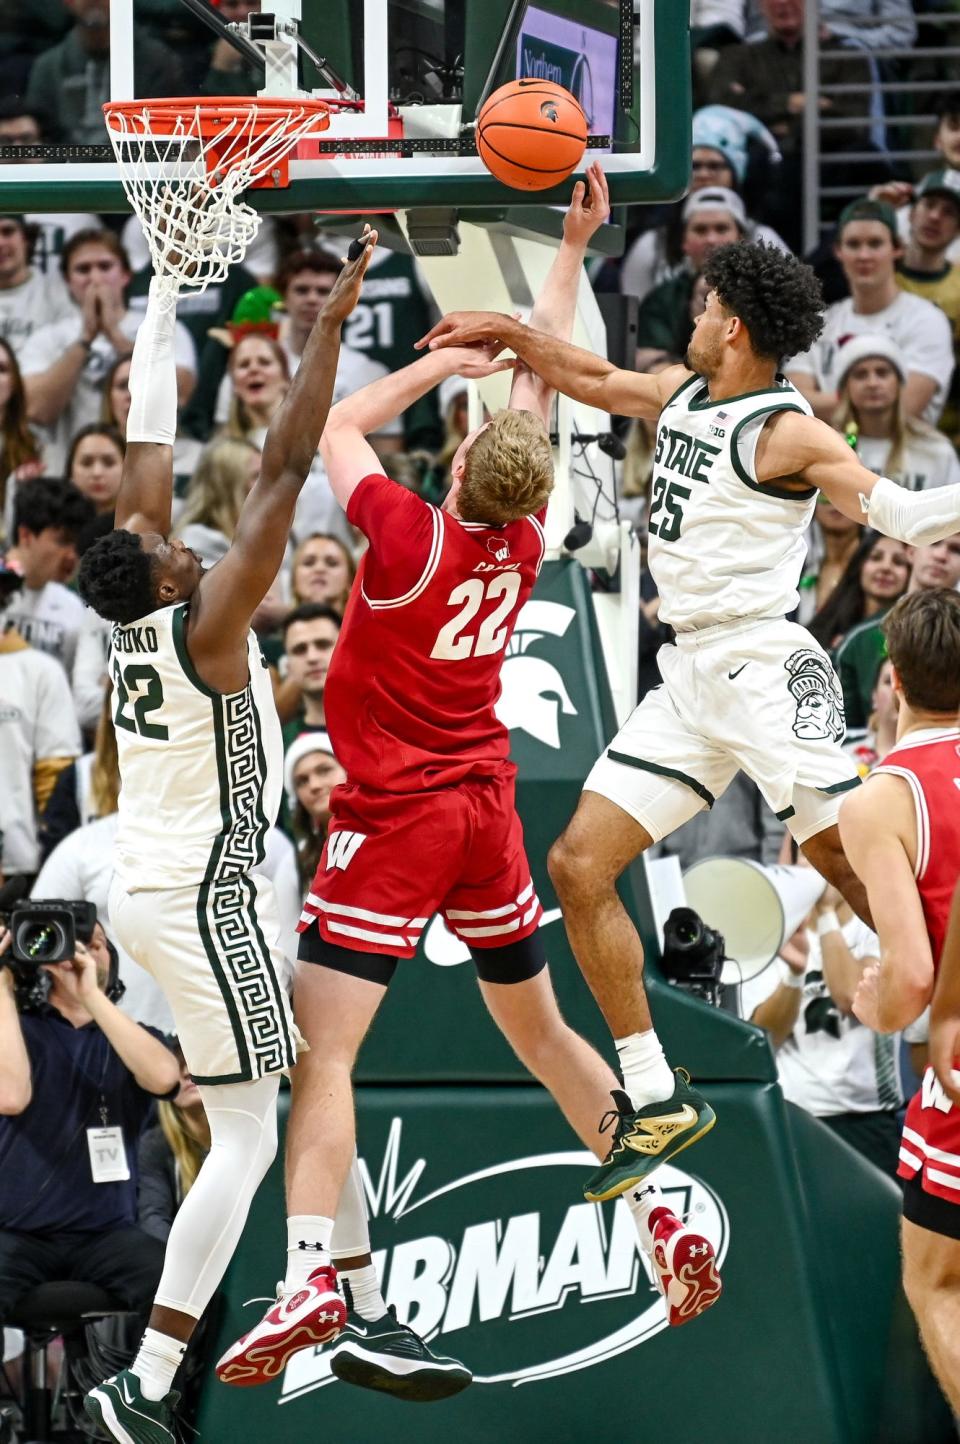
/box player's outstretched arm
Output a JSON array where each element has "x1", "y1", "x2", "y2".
[
  {"x1": 756, "y1": 410, "x2": 960, "y2": 543},
  {"x1": 930, "y1": 879, "x2": 960, "y2": 1104},
  {"x1": 509, "y1": 162, "x2": 609, "y2": 423},
  {"x1": 320, "y1": 346, "x2": 512, "y2": 513},
  {"x1": 839, "y1": 779, "x2": 935, "y2": 1033},
  {"x1": 189, "y1": 230, "x2": 377, "y2": 657},
  {"x1": 418, "y1": 312, "x2": 685, "y2": 421},
  {"x1": 114, "y1": 277, "x2": 179, "y2": 538}
]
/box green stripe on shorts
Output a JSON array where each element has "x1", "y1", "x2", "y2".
[{"x1": 606, "y1": 751, "x2": 716, "y2": 808}]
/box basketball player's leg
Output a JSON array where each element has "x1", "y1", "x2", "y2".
[
  {"x1": 798, "y1": 820, "x2": 873, "y2": 927},
  {"x1": 476, "y1": 952, "x2": 723, "y2": 1325},
  {"x1": 901, "y1": 1214, "x2": 960, "y2": 1412}
]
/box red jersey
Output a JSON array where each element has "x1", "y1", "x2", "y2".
[
  {"x1": 880, "y1": 727, "x2": 960, "y2": 1204},
  {"x1": 324, "y1": 474, "x2": 546, "y2": 793}
]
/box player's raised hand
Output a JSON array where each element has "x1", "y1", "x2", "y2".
[
  {"x1": 321, "y1": 226, "x2": 379, "y2": 326},
  {"x1": 440, "y1": 343, "x2": 516, "y2": 380},
  {"x1": 562, "y1": 161, "x2": 610, "y2": 247},
  {"x1": 416, "y1": 311, "x2": 512, "y2": 352}
]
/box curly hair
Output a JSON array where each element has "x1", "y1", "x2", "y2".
[
  {"x1": 77, "y1": 528, "x2": 157, "y2": 625},
  {"x1": 702, "y1": 241, "x2": 825, "y2": 362}
]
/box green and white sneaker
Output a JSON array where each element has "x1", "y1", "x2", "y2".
[
  {"x1": 330, "y1": 1305, "x2": 472, "y2": 1402},
  {"x1": 584, "y1": 1070, "x2": 717, "y2": 1203},
  {"x1": 84, "y1": 1369, "x2": 179, "y2": 1443}
]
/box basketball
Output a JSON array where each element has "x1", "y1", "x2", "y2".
[{"x1": 476, "y1": 79, "x2": 587, "y2": 191}]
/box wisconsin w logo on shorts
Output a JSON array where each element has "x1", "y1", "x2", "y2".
[{"x1": 325, "y1": 831, "x2": 367, "y2": 872}]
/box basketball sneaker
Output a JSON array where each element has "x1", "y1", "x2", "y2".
[
  {"x1": 215, "y1": 1264, "x2": 346, "y2": 1386},
  {"x1": 84, "y1": 1369, "x2": 178, "y2": 1443},
  {"x1": 645, "y1": 1203, "x2": 722, "y2": 1327},
  {"x1": 330, "y1": 1294, "x2": 472, "y2": 1402},
  {"x1": 583, "y1": 1071, "x2": 716, "y2": 1203}
]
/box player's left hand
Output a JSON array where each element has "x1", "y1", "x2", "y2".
[
  {"x1": 321, "y1": 225, "x2": 379, "y2": 326},
  {"x1": 562, "y1": 161, "x2": 610, "y2": 247},
  {"x1": 852, "y1": 961, "x2": 882, "y2": 1030},
  {"x1": 929, "y1": 1011, "x2": 960, "y2": 1107}
]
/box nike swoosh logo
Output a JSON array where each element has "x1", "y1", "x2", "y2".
[
  {"x1": 347, "y1": 1324, "x2": 370, "y2": 1337},
  {"x1": 120, "y1": 1380, "x2": 135, "y2": 1406},
  {"x1": 622, "y1": 1103, "x2": 699, "y2": 1155},
  {"x1": 727, "y1": 664, "x2": 748, "y2": 680}
]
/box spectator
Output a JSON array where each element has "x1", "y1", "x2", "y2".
[
  {"x1": 0, "y1": 2, "x2": 69, "y2": 96},
  {"x1": 175, "y1": 438, "x2": 261, "y2": 569},
  {"x1": 284, "y1": 731, "x2": 346, "y2": 890},
  {"x1": 290, "y1": 533, "x2": 356, "y2": 614},
  {"x1": 710, "y1": 0, "x2": 880, "y2": 249},
  {"x1": 843, "y1": 657, "x2": 899, "y2": 775},
  {"x1": 21, "y1": 230, "x2": 196, "y2": 474},
  {"x1": 24, "y1": 0, "x2": 182, "y2": 146},
  {"x1": 621, "y1": 106, "x2": 788, "y2": 303},
  {"x1": 0, "y1": 919, "x2": 176, "y2": 1353},
  {"x1": 138, "y1": 1049, "x2": 210, "y2": 1244},
  {"x1": 786, "y1": 199, "x2": 955, "y2": 425},
  {"x1": 276, "y1": 603, "x2": 341, "y2": 742},
  {"x1": 835, "y1": 535, "x2": 960, "y2": 729},
  {"x1": 0, "y1": 101, "x2": 100, "y2": 275},
  {"x1": 742, "y1": 891, "x2": 902, "y2": 1174},
  {"x1": 893, "y1": 171, "x2": 960, "y2": 340},
  {"x1": 4, "y1": 477, "x2": 94, "y2": 674},
  {"x1": 218, "y1": 331, "x2": 352, "y2": 550},
  {"x1": 39, "y1": 689, "x2": 118, "y2": 864},
  {"x1": 808, "y1": 530, "x2": 910, "y2": 653},
  {"x1": 101, "y1": 355, "x2": 131, "y2": 434},
  {"x1": 797, "y1": 497, "x2": 862, "y2": 625},
  {"x1": 0, "y1": 337, "x2": 42, "y2": 540},
  {"x1": 0, "y1": 578, "x2": 81, "y2": 890},
  {"x1": 0, "y1": 215, "x2": 73, "y2": 361},
  {"x1": 636, "y1": 190, "x2": 742, "y2": 366},
  {"x1": 66, "y1": 423, "x2": 125, "y2": 517},
  {"x1": 833, "y1": 335, "x2": 960, "y2": 491}
]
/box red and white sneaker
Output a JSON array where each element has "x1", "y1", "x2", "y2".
[
  {"x1": 216, "y1": 1265, "x2": 346, "y2": 1386},
  {"x1": 648, "y1": 1207, "x2": 722, "y2": 1327}
]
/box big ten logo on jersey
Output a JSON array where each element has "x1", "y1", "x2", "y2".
[{"x1": 282, "y1": 1118, "x2": 729, "y2": 1401}]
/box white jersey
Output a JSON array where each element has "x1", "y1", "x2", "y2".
[
  {"x1": 650, "y1": 373, "x2": 816, "y2": 632},
  {"x1": 110, "y1": 603, "x2": 282, "y2": 891}
]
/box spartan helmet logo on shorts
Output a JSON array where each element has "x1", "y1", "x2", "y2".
[
  {"x1": 486, "y1": 535, "x2": 510, "y2": 563},
  {"x1": 784, "y1": 649, "x2": 845, "y2": 742}
]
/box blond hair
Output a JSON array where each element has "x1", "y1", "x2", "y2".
[
  {"x1": 834, "y1": 373, "x2": 935, "y2": 480},
  {"x1": 291, "y1": 531, "x2": 357, "y2": 612},
  {"x1": 157, "y1": 1100, "x2": 207, "y2": 1198},
  {"x1": 178, "y1": 439, "x2": 259, "y2": 542},
  {"x1": 458, "y1": 409, "x2": 553, "y2": 524},
  {"x1": 90, "y1": 688, "x2": 120, "y2": 817}
]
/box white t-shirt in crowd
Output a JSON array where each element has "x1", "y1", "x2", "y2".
[
  {"x1": 71, "y1": 607, "x2": 111, "y2": 734},
  {"x1": 742, "y1": 917, "x2": 902, "y2": 1115},
  {"x1": 3, "y1": 581, "x2": 86, "y2": 676},
  {"x1": 0, "y1": 638, "x2": 81, "y2": 876},
  {"x1": 0, "y1": 268, "x2": 74, "y2": 361},
  {"x1": 787, "y1": 291, "x2": 955, "y2": 425},
  {"x1": 855, "y1": 430, "x2": 960, "y2": 492},
  {"x1": 20, "y1": 308, "x2": 197, "y2": 473}
]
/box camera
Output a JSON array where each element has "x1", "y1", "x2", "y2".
[
  {"x1": 9, "y1": 900, "x2": 98, "y2": 966},
  {"x1": 660, "y1": 907, "x2": 726, "y2": 1008}
]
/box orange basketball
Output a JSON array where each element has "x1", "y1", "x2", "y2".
[{"x1": 476, "y1": 79, "x2": 587, "y2": 192}]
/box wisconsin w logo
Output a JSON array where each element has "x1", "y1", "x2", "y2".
[{"x1": 325, "y1": 831, "x2": 367, "y2": 872}]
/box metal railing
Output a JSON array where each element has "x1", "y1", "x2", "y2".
[{"x1": 802, "y1": 4, "x2": 960, "y2": 252}]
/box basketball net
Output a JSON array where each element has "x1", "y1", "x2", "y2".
[{"x1": 103, "y1": 98, "x2": 330, "y2": 302}]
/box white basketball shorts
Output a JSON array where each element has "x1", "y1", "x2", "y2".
[
  {"x1": 585, "y1": 617, "x2": 861, "y2": 845},
  {"x1": 109, "y1": 871, "x2": 305, "y2": 1085}
]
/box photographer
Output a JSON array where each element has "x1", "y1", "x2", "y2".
[{"x1": 0, "y1": 907, "x2": 177, "y2": 1343}]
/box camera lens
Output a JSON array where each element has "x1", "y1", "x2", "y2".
[{"x1": 15, "y1": 921, "x2": 68, "y2": 963}]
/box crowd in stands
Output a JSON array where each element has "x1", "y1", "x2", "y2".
[{"x1": 0, "y1": 0, "x2": 959, "y2": 1428}]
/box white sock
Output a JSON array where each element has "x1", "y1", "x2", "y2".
[
  {"x1": 624, "y1": 1179, "x2": 667, "y2": 1253},
  {"x1": 340, "y1": 1263, "x2": 387, "y2": 1321},
  {"x1": 284, "y1": 1214, "x2": 334, "y2": 1292},
  {"x1": 615, "y1": 1028, "x2": 676, "y2": 1109},
  {"x1": 131, "y1": 1328, "x2": 187, "y2": 1402}
]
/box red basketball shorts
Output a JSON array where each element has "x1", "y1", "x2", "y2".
[{"x1": 297, "y1": 769, "x2": 543, "y2": 958}]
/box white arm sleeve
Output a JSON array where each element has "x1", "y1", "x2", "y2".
[
  {"x1": 126, "y1": 277, "x2": 179, "y2": 445},
  {"x1": 860, "y1": 476, "x2": 960, "y2": 546}
]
